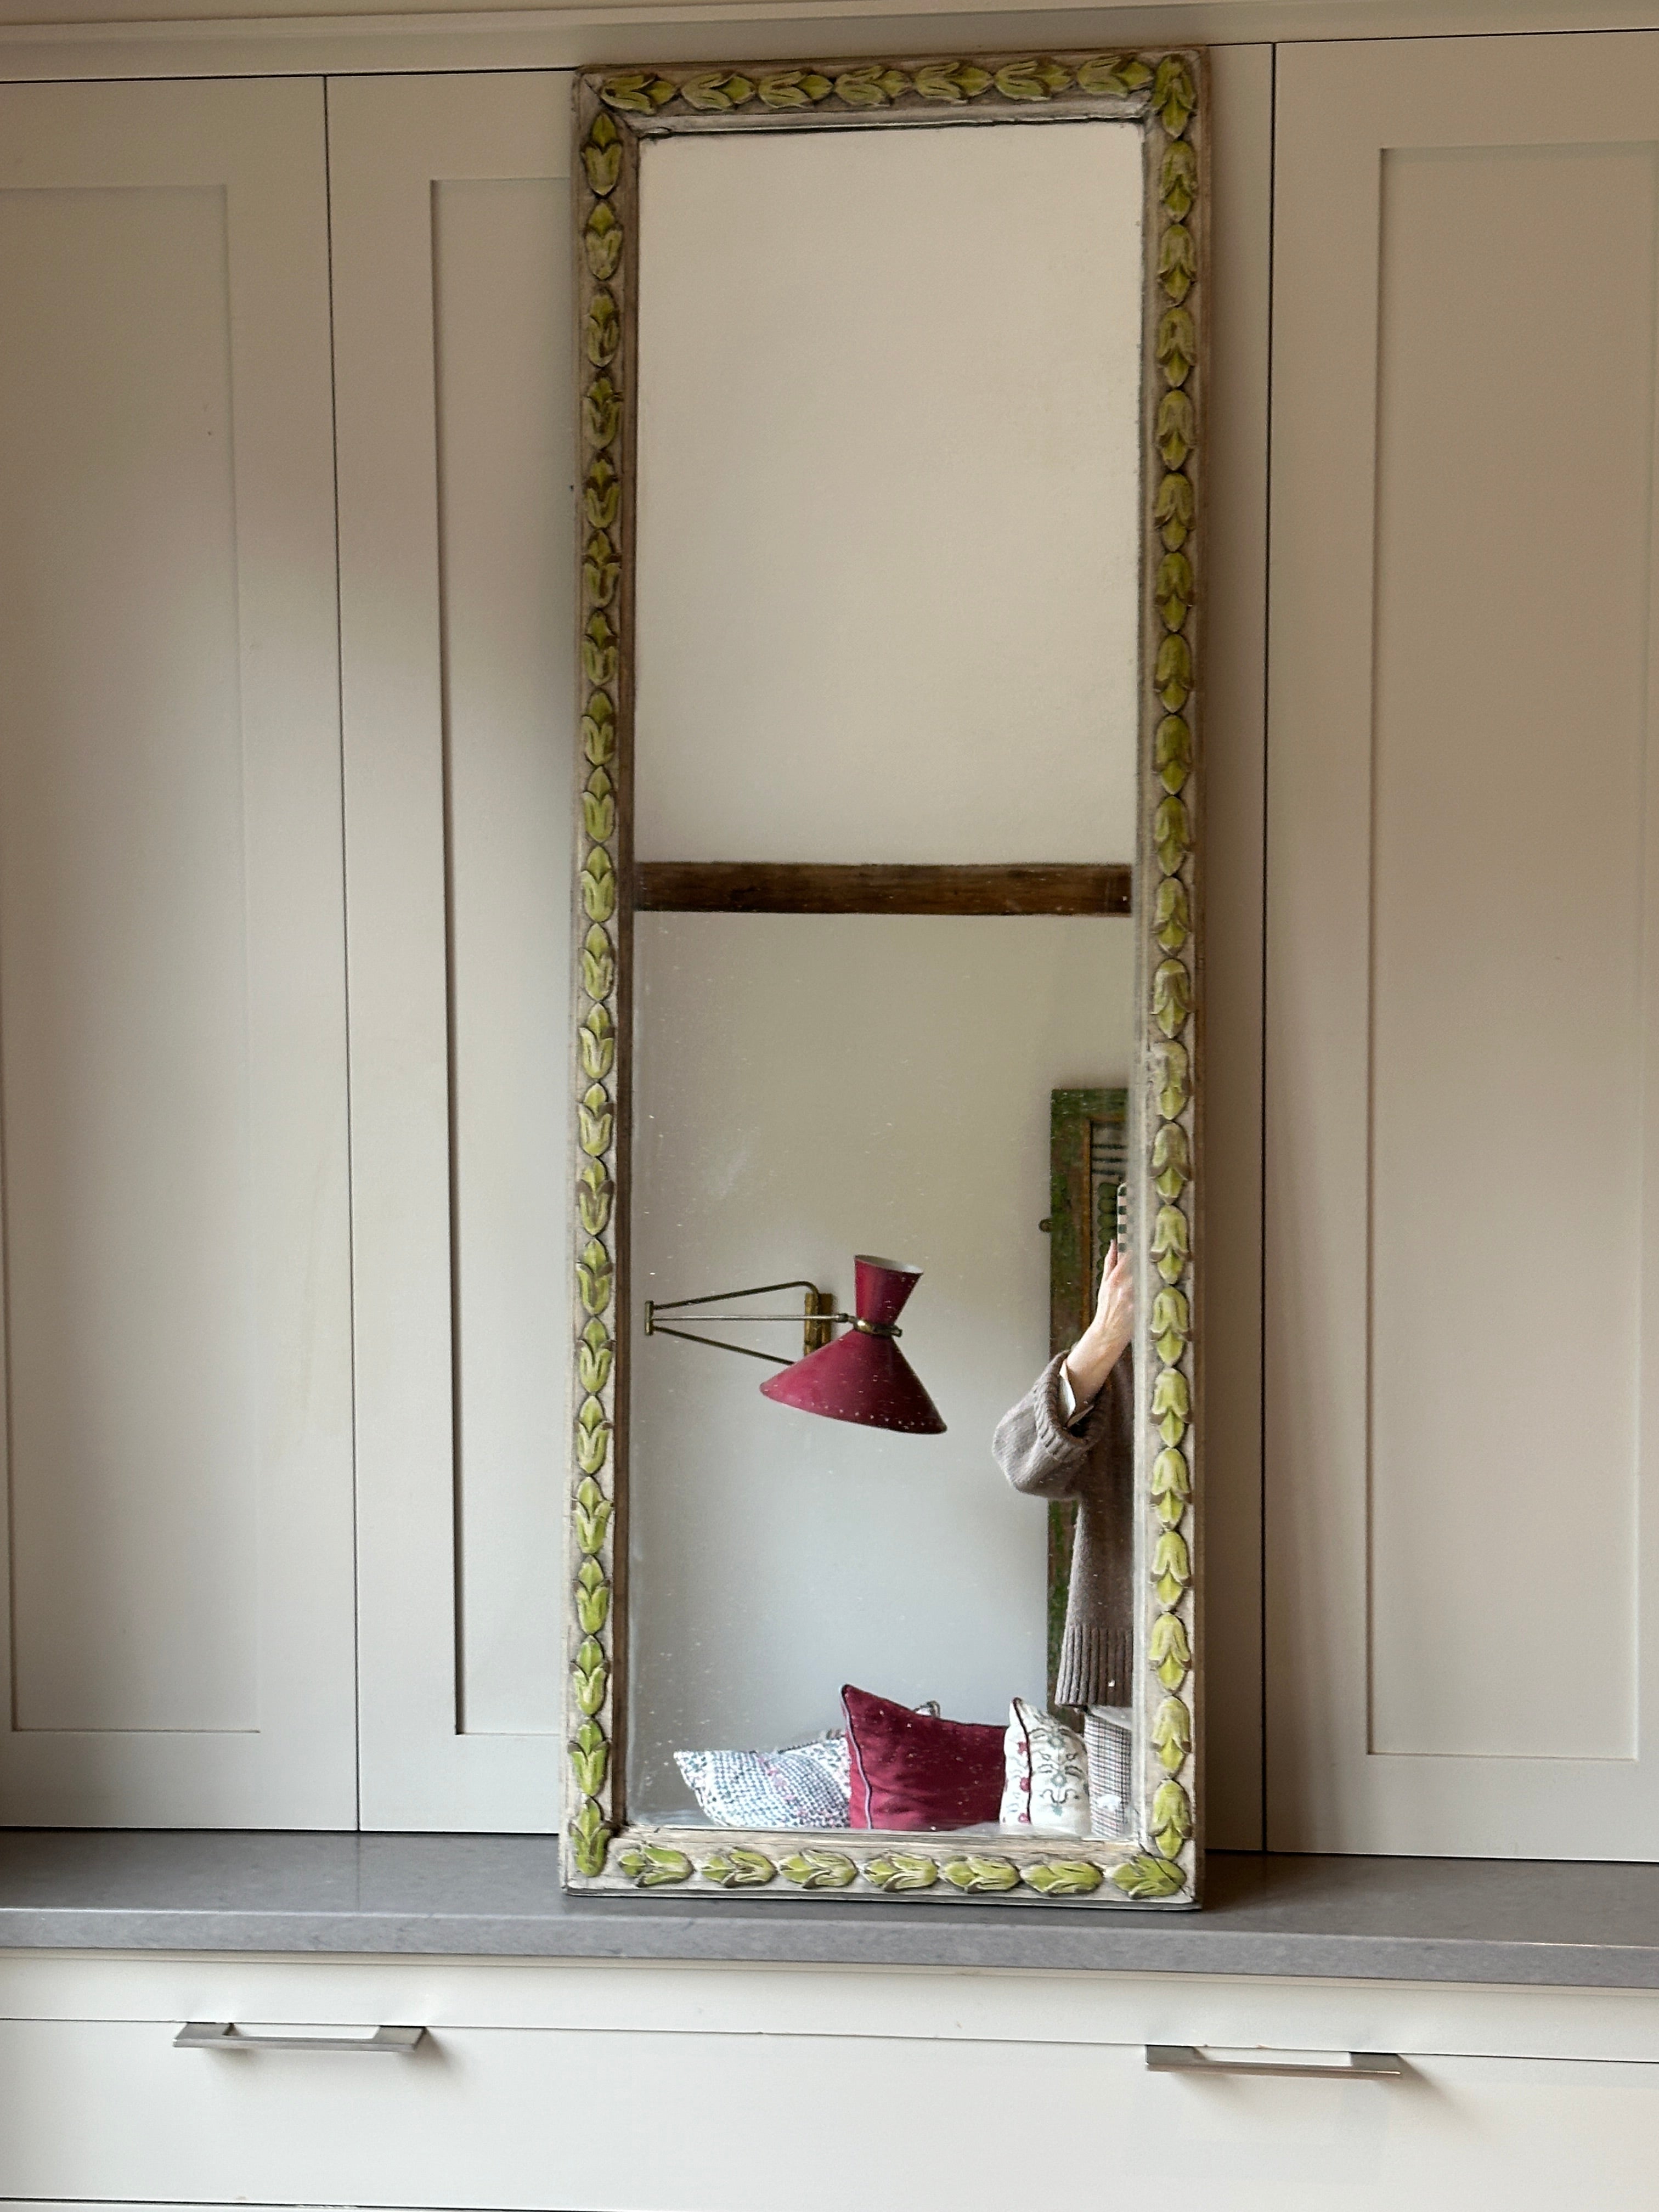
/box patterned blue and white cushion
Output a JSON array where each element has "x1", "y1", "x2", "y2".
[{"x1": 675, "y1": 1733, "x2": 850, "y2": 1828}]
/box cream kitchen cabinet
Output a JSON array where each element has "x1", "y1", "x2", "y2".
[
  {"x1": 1266, "y1": 26, "x2": 1659, "y2": 1860},
  {"x1": 1, "y1": 22, "x2": 1657, "y2": 2212},
  {"x1": 0, "y1": 1951, "x2": 1656, "y2": 2209},
  {"x1": 328, "y1": 72, "x2": 574, "y2": 1833},
  {"x1": 0, "y1": 71, "x2": 573, "y2": 1833},
  {"x1": 0, "y1": 78, "x2": 357, "y2": 1830}
]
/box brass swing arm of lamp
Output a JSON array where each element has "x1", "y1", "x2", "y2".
[
  {"x1": 644, "y1": 1255, "x2": 944, "y2": 1435},
  {"x1": 643, "y1": 1280, "x2": 848, "y2": 1365}
]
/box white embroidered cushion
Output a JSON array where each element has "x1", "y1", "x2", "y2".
[{"x1": 999, "y1": 1697, "x2": 1090, "y2": 1836}]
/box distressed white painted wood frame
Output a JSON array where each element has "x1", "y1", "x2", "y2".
[{"x1": 565, "y1": 49, "x2": 1206, "y2": 1905}]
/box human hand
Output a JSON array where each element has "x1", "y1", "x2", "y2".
[{"x1": 1063, "y1": 1240, "x2": 1133, "y2": 1409}]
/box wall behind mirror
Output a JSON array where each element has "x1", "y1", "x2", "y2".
[{"x1": 627, "y1": 116, "x2": 1145, "y2": 1829}]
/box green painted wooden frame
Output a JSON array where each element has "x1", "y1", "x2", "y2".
[{"x1": 566, "y1": 48, "x2": 1205, "y2": 1906}]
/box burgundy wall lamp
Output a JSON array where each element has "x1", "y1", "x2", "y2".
[{"x1": 644, "y1": 1254, "x2": 946, "y2": 1435}]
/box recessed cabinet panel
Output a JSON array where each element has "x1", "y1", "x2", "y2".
[
  {"x1": 0, "y1": 81, "x2": 354, "y2": 1826},
  {"x1": 1268, "y1": 31, "x2": 1659, "y2": 1854},
  {"x1": 1367, "y1": 140, "x2": 1655, "y2": 1762},
  {"x1": 0, "y1": 179, "x2": 257, "y2": 1737}
]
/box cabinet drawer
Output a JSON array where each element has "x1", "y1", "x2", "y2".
[{"x1": 0, "y1": 2015, "x2": 1656, "y2": 2210}]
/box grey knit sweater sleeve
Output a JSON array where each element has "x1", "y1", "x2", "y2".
[
  {"x1": 992, "y1": 1351, "x2": 1109, "y2": 1500},
  {"x1": 995, "y1": 1350, "x2": 1135, "y2": 1706}
]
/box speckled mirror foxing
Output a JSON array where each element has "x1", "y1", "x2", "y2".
[{"x1": 564, "y1": 50, "x2": 1205, "y2": 1906}]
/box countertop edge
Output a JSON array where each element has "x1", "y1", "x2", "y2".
[
  {"x1": 1, "y1": 1839, "x2": 1657, "y2": 1990},
  {"x1": 1, "y1": 1907, "x2": 1658, "y2": 1988}
]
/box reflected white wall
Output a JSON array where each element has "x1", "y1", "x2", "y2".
[
  {"x1": 629, "y1": 912, "x2": 1133, "y2": 1814},
  {"x1": 633, "y1": 121, "x2": 1144, "y2": 866}
]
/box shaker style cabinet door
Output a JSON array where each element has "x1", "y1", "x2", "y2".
[
  {"x1": 1267, "y1": 32, "x2": 1659, "y2": 1855},
  {"x1": 328, "y1": 74, "x2": 574, "y2": 1830},
  {"x1": 0, "y1": 82, "x2": 356, "y2": 1824}
]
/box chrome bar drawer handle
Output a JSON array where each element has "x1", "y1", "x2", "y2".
[
  {"x1": 1146, "y1": 2045, "x2": 1403, "y2": 2079},
  {"x1": 175, "y1": 2021, "x2": 425, "y2": 2055}
]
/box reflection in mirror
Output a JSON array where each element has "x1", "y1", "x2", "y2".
[
  {"x1": 631, "y1": 910, "x2": 1136, "y2": 1830},
  {"x1": 631, "y1": 121, "x2": 1143, "y2": 866},
  {"x1": 627, "y1": 117, "x2": 1144, "y2": 1842}
]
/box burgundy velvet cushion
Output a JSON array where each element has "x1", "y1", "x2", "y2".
[{"x1": 841, "y1": 1683, "x2": 1006, "y2": 1831}]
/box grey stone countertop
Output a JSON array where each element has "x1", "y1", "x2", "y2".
[{"x1": 0, "y1": 1832, "x2": 1655, "y2": 1987}]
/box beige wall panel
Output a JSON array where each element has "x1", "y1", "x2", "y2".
[
  {"x1": 0, "y1": 80, "x2": 355, "y2": 1824},
  {"x1": 432, "y1": 175, "x2": 571, "y2": 1738},
  {"x1": 1368, "y1": 140, "x2": 1652, "y2": 1760},
  {"x1": 329, "y1": 71, "x2": 573, "y2": 1830},
  {"x1": 0, "y1": 182, "x2": 257, "y2": 1738},
  {"x1": 1199, "y1": 40, "x2": 1272, "y2": 1849},
  {"x1": 1268, "y1": 30, "x2": 1659, "y2": 1853}
]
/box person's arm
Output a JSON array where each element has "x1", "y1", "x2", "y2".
[
  {"x1": 1060, "y1": 1239, "x2": 1133, "y2": 1419},
  {"x1": 994, "y1": 1353, "x2": 1094, "y2": 1498},
  {"x1": 995, "y1": 1242, "x2": 1135, "y2": 1495}
]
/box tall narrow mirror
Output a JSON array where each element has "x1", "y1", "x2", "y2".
[{"x1": 566, "y1": 50, "x2": 1204, "y2": 1908}]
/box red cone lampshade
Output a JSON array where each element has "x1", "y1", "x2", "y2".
[{"x1": 760, "y1": 1256, "x2": 946, "y2": 1434}]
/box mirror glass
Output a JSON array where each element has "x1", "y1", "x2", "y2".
[{"x1": 627, "y1": 118, "x2": 1146, "y2": 1839}]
